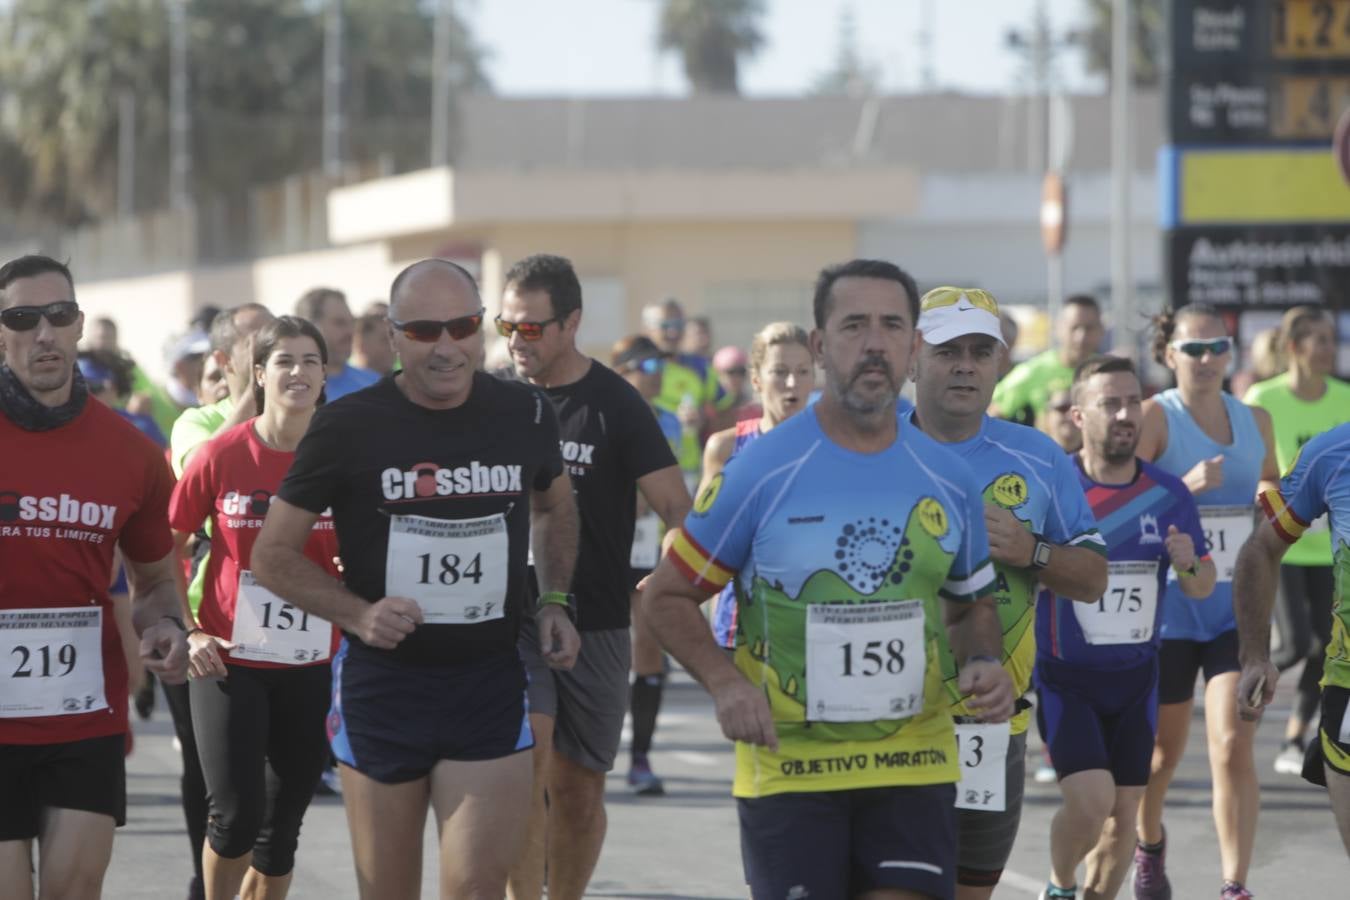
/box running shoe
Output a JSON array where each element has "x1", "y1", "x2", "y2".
[
  {"x1": 1038, "y1": 886, "x2": 1077, "y2": 899},
  {"x1": 316, "y1": 767, "x2": 343, "y2": 796},
  {"x1": 1220, "y1": 882, "x2": 1254, "y2": 899},
  {"x1": 1273, "y1": 739, "x2": 1304, "y2": 775},
  {"x1": 627, "y1": 759, "x2": 665, "y2": 796},
  {"x1": 1132, "y1": 834, "x2": 1171, "y2": 900},
  {"x1": 1034, "y1": 746, "x2": 1057, "y2": 784}
]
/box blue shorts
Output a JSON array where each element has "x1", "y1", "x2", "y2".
[
  {"x1": 1035, "y1": 655, "x2": 1158, "y2": 786},
  {"x1": 327, "y1": 639, "x2": 533, "y2": 784},
  {"x1": 737, "y1": 784, "x2": 957, "y2": 900}
]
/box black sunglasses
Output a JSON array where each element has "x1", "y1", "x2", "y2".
[
  {"x1": 390, "y1": 309, "x2": 485, "y2": 343},
  {"x1": 0, "y1": 301, "x2": 80, "y2": 332}
]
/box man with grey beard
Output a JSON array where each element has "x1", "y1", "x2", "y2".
[{"x1": 641, "y1": 259, "x2": 1012, "y2": 900}]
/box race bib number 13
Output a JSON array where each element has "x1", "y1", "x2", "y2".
[
  {"x1": 0, "y1": 607, "x2": 106, "y2": 718},
  {"x1": 954, "y1": 721, "x2": 1011, "y2": 812}
]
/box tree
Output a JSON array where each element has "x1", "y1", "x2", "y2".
[
  {"x1": 657, "y1": 0, "x2": 765, "y2": 96},
  {"x1": 811, "y1": 5, "x2": 881, "y2": 97},
  {"x1": 0, "y1": 0, "x2": 490, "y2": 228},
  {"x1": 1080, "y1": 0, "x2": 1165, "y2": 87}
]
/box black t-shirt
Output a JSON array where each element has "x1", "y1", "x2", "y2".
[
  {"x1": 541, "y1": 361, "x2": 678, "y2": 631},
  {"x1": 278, "y1": 372, "x2": 563, "y2": 666}
]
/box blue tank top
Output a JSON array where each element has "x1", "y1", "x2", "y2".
[
  {"x1": 711, "y1": 419, "x2": 761, "y2": 648},
  {"x1": 1154, "y1": 389, "x2": 1264, "y2": 641}
]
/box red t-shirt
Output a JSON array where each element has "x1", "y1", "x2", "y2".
[
  {"x1": 0, "y1": 402, "x2": 174, "y2": 745},
  {"x1": 168, "y1": 420, "x2": 339, "y2": 668}
]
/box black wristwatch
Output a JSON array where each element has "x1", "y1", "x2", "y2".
[{"x1": 1028, "y1": 534, "x2": 1052, "y2": 571}]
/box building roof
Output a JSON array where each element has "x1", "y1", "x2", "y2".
[{"x1": 452, "y1": 92, "x2": 1163, "y2": 173}]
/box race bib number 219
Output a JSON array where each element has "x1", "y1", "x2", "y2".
[{"x1": 0, "y1": 607, "x2": 106, "y2": 718}]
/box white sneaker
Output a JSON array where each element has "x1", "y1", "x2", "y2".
[
  {"x1": 319, "y1": 768, "x2": 343, "y2": 795},
  {"x1": 1273, "y1": 741, "x2": 1304, "y2": 775}
]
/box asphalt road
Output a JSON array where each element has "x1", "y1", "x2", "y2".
[{"x1": 101, "y1": 667, "x2": 1345, "y2": 899}]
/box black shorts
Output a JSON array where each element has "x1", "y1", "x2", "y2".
[
  {"x1": 327, "y1": 639, "x2": 533, "y2": 784},
  {"x1": 1035, "y1": 655, "x2": 1158, "y2": 786},
  {"x1": 738, "y1": 784, "x2": 957, "y2": 900},
  {"x1": 1157, "y1": 630, "x2": 1241, "y2": 705},
  {"x1": 0, "y1": 734, "x2": 126, "y2": 841},
  {"x1": 1320, "y1": 684, "x2": 1350, "y2": 778}
]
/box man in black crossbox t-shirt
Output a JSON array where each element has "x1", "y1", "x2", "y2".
[
  {"x1": 496, "y1": 254, "x2": 690, "y2": 900},
  {"x1": 252, "y1": 259, "x2": 582, "y2": 900}
]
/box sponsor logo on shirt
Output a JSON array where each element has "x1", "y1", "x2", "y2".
[
  {"x1": 381, "y1": 461, "x2": 523, "y2": 501},
  {"x1": 221, "y1": 489, "x2": 273, "y2": 517},
  {"x1": 991, "y1": 473, "x2": 1029, "y2": 509},
  {"x1": 560, "y1": 441, "x2": 595, "y2": 477},
  {"x1": 1139, "y1": 513, "x2": 1163, "y2": 545},
  {"x1": 0, "y1": 491, "x2": 117, "y2": 529}
]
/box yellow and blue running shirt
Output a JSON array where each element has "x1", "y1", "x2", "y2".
[
  {"x1": 670, "y1": 407, "x2": 995, "y2": 798},
  {"x1": 1259, "y1": 422, "x2": 1350, "y2": 692},
  {"x1": 908, "y1": 413, "x2": 1105, "y2": 735}
]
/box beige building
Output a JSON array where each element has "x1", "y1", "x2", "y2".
[{"x1": 2, "y1": 93, "x2": 1163, "y2": 378}]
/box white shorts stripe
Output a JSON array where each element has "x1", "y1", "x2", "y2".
[{"x1": 878, "y1": 859, "x2": 944, "y2": 876}]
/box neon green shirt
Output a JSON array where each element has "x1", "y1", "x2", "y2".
[
  {"x1": 1244, "y1": 374, "x2": 1350, "y2": 566},
  {"x1": 168, "y1": 396, "x2": 234, "y2": 614},
  {"x1": 653, "y1": 353, "x2": 723, "y2": 475},
  {"x1": 990, "y1": 349, "x2": 1074, "y2": 427}
]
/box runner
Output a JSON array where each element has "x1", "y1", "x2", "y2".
[
  {"x1": 167, "y1": 302, "x2": 276, "y2": 898},
  {"x1": 643, "y1": 258, "x2": 1014, "y2": 900},
  {"x1": 699, "y1": 322, "x2": 816, "y2": 654},
  {"x1": 1132, "y1": 305, "x2": 1279, "y2": 900},
  {"x1": 991, "y1": 295, "x2": 1103, "y2": 428},
  {"x1": 1035, "y1": 355, "x2": 1216, "y2": 900},
  {"x1": 612, "y1": 335, "x2": 684, "y2": 796},
  {"x1": 643, "y1": 298, "x2": 724, "y2": 492},
  {"x1": 293, "y1": 288, "x2": 379, "y2": 400},
  {"x1": 908, "y1": 287, "x2": 1107, "y2": 900},
  {"x1": 0, "y1": 254, "x2": 190, "y2": 899},
  {"x1": 1242, "y1": 305, "x2": 1350, "y2": 775},
  {"x1": 496, "y1": 255, "x2": 689, "y2": 900},
  {"x1": 1234, "y1": 422, "x2": 1350, "y2": 855},
  {"x1": 169, "y1": 316, "x2": 340, "y2": 900},
  {"x1": 251, "y1": 258, "x2": 581, "y2": 900}
]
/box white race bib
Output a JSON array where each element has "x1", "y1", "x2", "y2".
[
  {"x1": 1074, "y1": 560, "x2": 1160, "y2": 645},
  {"x1": 630, "y1": 513, "x2": 662, "y2": 570},
  {"x1": 953, "y1": 721, "x2": 1011, "y2": 812},
  {"x1": 386, "y1": 513, "x2": 508, "y2": 624},
  {"x1": 1198, "y1": 505, "x2": 1253, "y2": 583},
  {"x1": 230, "y1": 572, "x2": 332, "y2": 665},
  {"x1": 0, "y1": 607, "x2": 106, "y2": 718},
  {"x1": 805, "y1": 600, "x2": 926, "y2": 722}
]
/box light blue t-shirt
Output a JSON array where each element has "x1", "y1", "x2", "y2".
[
  {"x1": 1153, "y1": 389, "x2": 1264, "y2": 642},
  {"x1": 326, "y1": 363, "x2": 380, "y2": 401}
]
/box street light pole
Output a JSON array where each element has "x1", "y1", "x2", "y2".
[
  {"x1": 168, "y1": 0, "x2": 190, "y2": 210},
  {"x1": 1110, "y1": 0, "x2": 1133, "y2": 354}
]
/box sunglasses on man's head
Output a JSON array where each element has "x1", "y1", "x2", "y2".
[
  {"x1": 0, "y1": 301, "x2": 80, "y2": 332},
  {"x1": 1170, "y1": 338, "x2": 1232, "y2": 358},
  {"x1": 391, "y1": 309, "x2": 484, "y2": 343},
  {"x1": 494, "y1": 315, "x2": 563, "y2": 342}
]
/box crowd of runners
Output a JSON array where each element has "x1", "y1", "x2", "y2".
[{"x1": 2, "y1": 250, "x2": 1348, "y2": 900}]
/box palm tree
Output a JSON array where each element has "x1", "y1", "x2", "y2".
[{"x1": 657, "y1": 0, "x2": 765, "y2": 95}]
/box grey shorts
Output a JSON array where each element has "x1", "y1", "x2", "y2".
[
  {"x1": 956, "y1": 730, "x2": 1027, "y2": 879},
  {"x1": 518, "y1": 621, "x2": 630, "y2": 773}
]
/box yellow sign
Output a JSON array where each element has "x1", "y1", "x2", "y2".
[
  {"x1": 1180, "y1": 148, "x2": 1350, "y2": 224},
  {"x1": 991, "y1": 473, "x2": 1029, "y2": 509},
  {"x1": 1273, "y1": 0, "x2": 1350, "y2": 60},
  {"x1": 693, "y1": 473, "x2": 722, "y2": 515},
  {"x1": 917, "y1": 498, "x2": 949, "y2": 539},
  {"x1": 1271, "y1": 75, "x2": 1350, "y2": 140}
]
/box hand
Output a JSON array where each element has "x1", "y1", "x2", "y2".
[
  {"x1": 536, "y1": 605, "x2": 581, "y2": 670},
  {"x1": 1236, "y1": 660, "x2": 1278, "y2": 721},
  {"x1": 185, "y1": 630, "x2": 233, "y2": 680},
  {"x1": 140, "y1": 621, "x2": 190, "y2": 685},
  {"x1": 983, "y1": 503, "x2": 1036, "y2": 568},
  {"x1": 1183, "y1": 455, "x2": 1225, "y2": 494},
  {"x1": 355, "y1": 597, "x2": 423, "y2": 649},
  {"x1": 711, "y1": 677, "x2": 778, "y2": 751},
  {"x1": 1165, "y1": 524, "x2": 1197, "y2": 573},
  {"x1": 958, "y1": 658, "x2": 1014, "y2": 723}
]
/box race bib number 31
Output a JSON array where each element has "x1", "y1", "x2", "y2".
[
  {"x1": 954, "y1": 721, "x2": 1011, "y2": 812},
  {"x1": 1074, "y1": 560, "x2": 1160, "y2": 645},
  {"x1": 231, "y1": 571, "x2": 332, "y2": 665},
  {"x1": 1198, "y1": 505, "x2": 1253, "y2": 583},
  {"x1": 805, "y1": 600, "x2": 926, "y2": 722},
  {"x1": 386, "y1": 513, "x2": 508, "y2": 624},
  {"x1": 0, "y1": 607, "x2": 106, "y2": 718}
]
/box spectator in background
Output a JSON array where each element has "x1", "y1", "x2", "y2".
[
  {"x1": 711, "y1": 345, "x2": 755, "y2": 423},
  {"x1": 165, "y1": 331, "x2": 211, "y2": 411},
  {"x1": 991, "y1": 294, "x2": 1104, "y2": 427},
  {"x1": 1229, "y1": 327, "x2": 1284, "y2": 400},
  {"x1": 1042, "y1": 387, "x2": 1082, "y2": 454},
  {"x1": 362, "y1": 300, "x2": 389, "y2": 317},
  {"x1": 77, "y1": 349, "x2": 167, "y2": 447},
  {"x1": 682, "y1": 315, "x2": 713, "y2": 358},
  {"x1": 294, "y1": 287, "x2": 378, "y2": 399},
  {"x1": 87, "y1": 313, "x2": 182, "y2": 435},
  {"x1": 198, "y1": 350, "x2": 230, "y2": 406},
  {"x1": 642, "y1": 298, "x2": 724, "y2": 491},
  {"x1": 351, "y1": 311, "x2": 395, "y2": 376},
  {"x1": 998, "y1": 310, "x2": 1020, "y2": 379}
]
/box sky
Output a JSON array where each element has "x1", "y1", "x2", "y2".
[{"x1": 462, "y1": 0, "x2": 1102, "y2": 97}]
